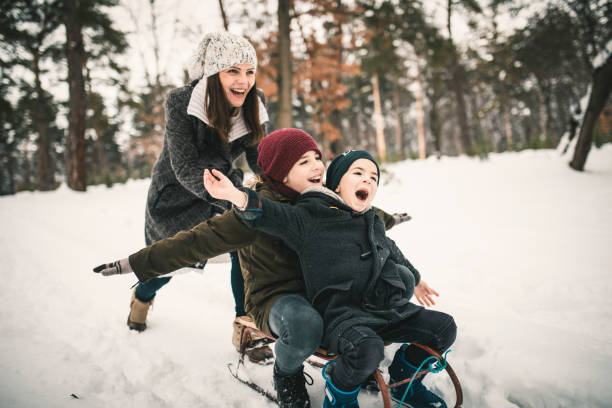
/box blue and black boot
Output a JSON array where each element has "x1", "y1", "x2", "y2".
[
  {"x1": 388, "y1": 344, "x2": 447, "y2": 408},
  {"x1": 322, "y1": 361, "x2": 360, "y2": 408}
]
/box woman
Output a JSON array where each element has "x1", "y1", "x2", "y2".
[
  {"x1": 130, "y1": 32, "x2": 271, "y2": 361},
  {"x1": 95, "y1": 129, "x2": 412, "y2": 408}
]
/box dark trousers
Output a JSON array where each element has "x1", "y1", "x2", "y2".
[
  {"x1": 135, "y1": 251, "x2": 246, "y2": 317},
  {"x1": 268, "y1": 293, "x2": 324, "y2": 375},
  {"x1": 331, "y1": 308, "x2": 457, "y2": 391}
]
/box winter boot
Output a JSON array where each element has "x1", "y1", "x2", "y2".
[
  {"x1": 232, "y1": 316, "x2": 274, "y2": 364},
  {"x1": 388, "y1": 344, "x2": 447, "y2": 408},
  {"x1": 360, "y1": 374, "x2": 380, "y2": 393},
  {"x1": 127, "y1": 290, "x2": 153, "y2": 332},
  {"x1": 273, "y1": 363, "x2": 311, "y2": 408},
  {"x1": 322, "y1": 361, "x2": 360, "y2": 408}
]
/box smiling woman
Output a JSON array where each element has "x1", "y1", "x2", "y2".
[{"x1": 123, "y1": 32, "x2": 272, "y2": 363}]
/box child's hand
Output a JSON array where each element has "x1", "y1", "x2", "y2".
[
  {"x1": 203, "y1": 169, "x2": 247, "y2": 207},
  {"x1": 413, "y1": 280, "x2": 439, "y2": 307}
]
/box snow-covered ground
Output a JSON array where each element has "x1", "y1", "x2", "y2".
[{"x1": 1, "y1": 146, "x2": 611, "y2": 408}]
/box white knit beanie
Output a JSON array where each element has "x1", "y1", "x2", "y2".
[{"x1": 189, "y1": 32, "x2": 257, "y2": 79}]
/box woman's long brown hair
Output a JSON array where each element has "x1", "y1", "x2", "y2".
[{"x1": 205, "y1": 74, "x2": 265, "y2": 146}]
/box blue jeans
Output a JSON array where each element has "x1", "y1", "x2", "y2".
[
  {"x1": 268, "y1": 293, "x2": 324, "y2": 376},
  {"x1": 135, "y1": 251, "x2": 246, "y2": 317},
  {"x1": 331, "y1": 309, "x2": 457, "y2": 391}
]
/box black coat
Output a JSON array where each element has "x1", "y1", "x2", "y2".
[
  {"x1": 237, "y1": 186, "x2": 423, "y2": 353},
  {"x1": 145, "y1": 80, "x2": 263, "y2": 245}
]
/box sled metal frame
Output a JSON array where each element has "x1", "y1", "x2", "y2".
[{"x1": 235, "y1": 316, "x2": 463, "y2": 408}]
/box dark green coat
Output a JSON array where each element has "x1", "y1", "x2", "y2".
[
  {"x1": 129, "y1": 182, "x2": 399, "y2": 337},
  {"x1": 236, "y1": 186, "x2": 422, "y2": 353}
]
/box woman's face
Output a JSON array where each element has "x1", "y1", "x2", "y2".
[
  {"x1": 283, "y1": 150, "x2": 325, "y2": 194},
  {"x1": 218, "y1": 64, "x2": 256, "y2": 108}
]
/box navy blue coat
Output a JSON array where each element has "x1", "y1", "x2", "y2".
[{"x1": 237, "y1": 186, "x2": 423, "y2": 353}]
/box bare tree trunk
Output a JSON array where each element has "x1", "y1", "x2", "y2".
[
  {"x1": 218, "y1": 0, "x2": 229, "y2": 31},
  {"x1": 277, "y1": 0, "x2": 292, "y2": 128},
  {"x1": 570, "y1": 53, "x2": 612, "y2": 171},
  {"x1": 414, "y1": 72, "x2": 426, "y2": 159},
  {"x1": 95, "y1": 127, "x2": 106, "y2": 179},
  {"x1": 64, "y1": 0, "x2": 87, "y2": 191},
  {"x1": 503, "y1": 103, "x2": 513, "y2": 150},
  {"x1": 536, "y1": 85, "x2": 548, "y2": 144},
  {"x1": 451, "y1": 61, "x2": 471, "y2": 153},
  {"x1": 446, "y1": 0, "x2": 471, "y2": 154},
  {"x1": 33, "y1": 53, "x2": 54, "y2": 191},
  {"x1": 372, "y1": 73, "x2": 386, "y2": 161},
  {"x1": 392, "y1": 84, "x2": 404, "y2": 159}
]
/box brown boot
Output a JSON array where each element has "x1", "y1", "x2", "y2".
[
  {"x1": 127, "y1": 290, "x2": 153, "y2": 332},
  {"x1": 232, "y1": 316, "x2": 274, "y2": 364}
]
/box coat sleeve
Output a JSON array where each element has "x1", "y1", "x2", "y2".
[
  {"x1": 385, "y1": 235, "x2": 421, "y2": 286},
  {"x1": 234, "y1": 188, "x2": 309, "y2": 252},
  {"x1": 373, "y1": 206, "x2": 397, "y2": 230},
  {"x1": 164, "y1": 88, "x2": 232, "y2": 212},
  {"x1": 129, "y1": 209, "x2": 257, "y2": 282},
  {"x1": 244, "y1": 90, "x2": 268, "y2": 175},
  {"x1": 244, "y1": 144, "x2": 261, "y2": 174}
]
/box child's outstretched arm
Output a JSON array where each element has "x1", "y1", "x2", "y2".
[
  {"x1": 205, "y1": 169, "x2": 310, "y2": 252},
  {"x1": 93, "y1": 207, "x2": 259, "y2": 281},
  {"x1": 204, "y1": 169, "x2": 248, "y2": 208}
]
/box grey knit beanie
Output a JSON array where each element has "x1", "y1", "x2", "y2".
[{"x1": 189, "y1": 32, "x2": 257, "y2": 79}]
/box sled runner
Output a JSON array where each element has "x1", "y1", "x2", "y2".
[{"x1": 230, "y1": 316, "x2": 463, "y2": 408}]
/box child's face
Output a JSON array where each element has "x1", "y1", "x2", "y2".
[
  {"x1": 334, "y1": 158, "x2": 379, "y2": 212},
  {"x1": 283, "y1": 150, "x2": 325, "y2": 193},
  {"x1": 218, "y1": 64, "x2": 256, "y2": 108}
]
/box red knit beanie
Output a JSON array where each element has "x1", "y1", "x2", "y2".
[{"x1": 257, "y1": 128, "x2": 321, "y2": 198}]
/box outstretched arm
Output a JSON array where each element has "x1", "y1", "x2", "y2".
[
  {"x1": 93, "y1": 209, "x2": 258, "y2": 282},
  {"x1": 203, "y1": 169, "x2": 248, "y2": 208},
  {"x1": 204, "y1": 168, "x2": 309, "y2": 251}
]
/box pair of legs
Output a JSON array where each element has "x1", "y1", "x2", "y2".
[
  {"x1": 330, "y1": 309, "x2": 457, "y2": 392},
  {"x1": 134, "y1": 251, "x2": 246, "y2": 317}
]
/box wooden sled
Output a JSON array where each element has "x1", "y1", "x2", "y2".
[{"x1": 234, "y1": 316, "x2": 463, "y2": 408}]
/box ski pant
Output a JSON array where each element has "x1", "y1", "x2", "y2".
[
  {"x1": 331, "y1": 308, "x2": 457, "y2": 391},
  {"x1": 135, "y1": 251, "x2": 246, "y2": 317},
  {"x1": 268, "y1": 293, "x2": 324, "y2": 376}
]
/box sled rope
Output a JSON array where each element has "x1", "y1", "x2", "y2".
[{"x1": 395, "y1": 349, "x2": 451, "y2": 408}]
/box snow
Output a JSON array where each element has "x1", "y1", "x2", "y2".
[{"x1": 2, "y1": 146, "x2": 612, "y2": 407}]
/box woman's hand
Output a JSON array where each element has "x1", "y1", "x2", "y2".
[
  {"x1": 413, "y1": 280, "x2": 440, "y2": 307},
  {"x1": 203, "y1": 169, "x2": 247, "y2": 208}
]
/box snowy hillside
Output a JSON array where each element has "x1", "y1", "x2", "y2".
[{"x1": 1, "y1": 146, "x2": 611, "y2": 408}]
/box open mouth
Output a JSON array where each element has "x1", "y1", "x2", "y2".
[
  {"x1": 355, "y1": 189, "x2": 369, "y2": 201},
  {"x1": 308, "y1": 176, "x2": 322, "y2": 184},
  {"x1": 230, "y1": 88, "x2": 246, "y2": 97}
]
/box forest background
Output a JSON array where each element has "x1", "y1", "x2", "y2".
[{"x1": 0, "y1": 0, "x2": 610, "y2": 195}]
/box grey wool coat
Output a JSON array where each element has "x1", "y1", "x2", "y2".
[
  {"x1": 236, "y1": 185, "x2": 423, "y2": 353},
  {"x1": 145, "y1": 80, "x2": 264, "y2": 246}
]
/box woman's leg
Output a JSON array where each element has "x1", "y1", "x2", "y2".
[
  {"x1": 268, "y1": 293, "x2": 324, "y2": 375},
  {"x1": 229, "y1": 251, "x2": 246, "y2": 317},
  {"x1": 134, "y1": 276, "x2": 172, "y2": 303}
]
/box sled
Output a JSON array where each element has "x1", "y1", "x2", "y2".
[{"x1": 231, "y1": 316, "x2": 463, "y2": 408}]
